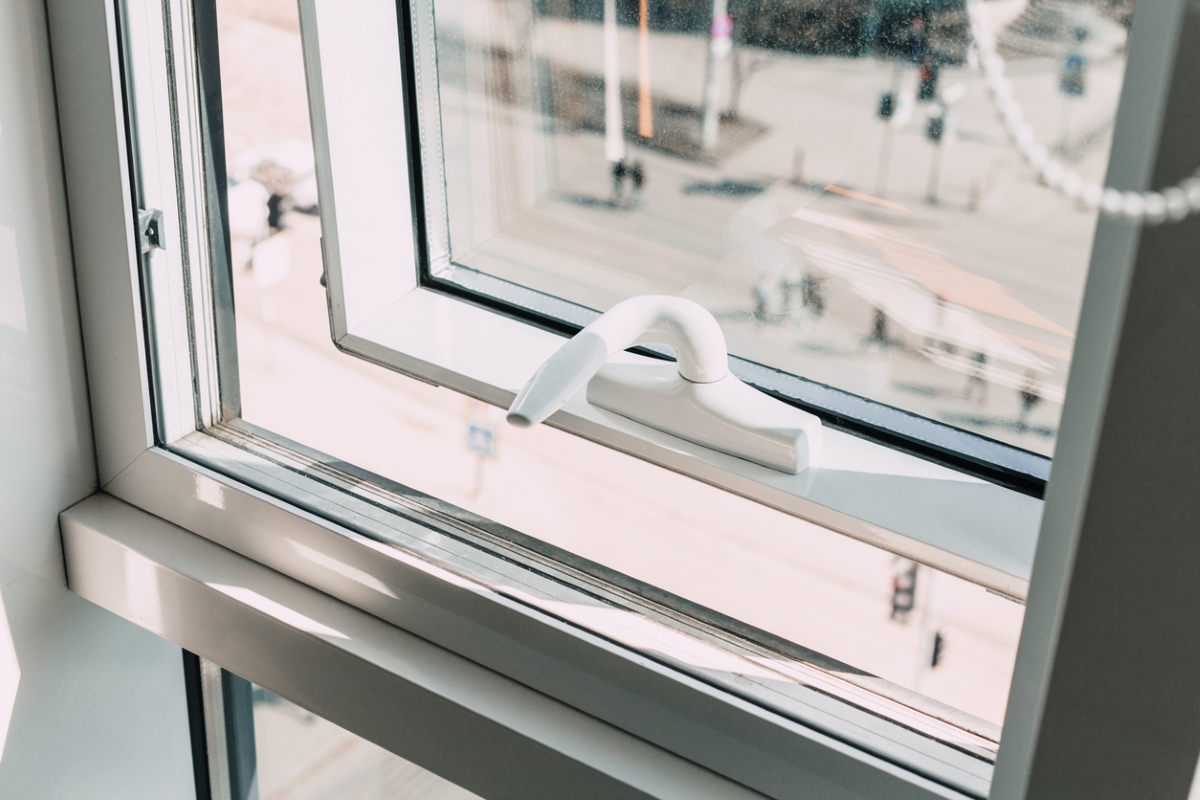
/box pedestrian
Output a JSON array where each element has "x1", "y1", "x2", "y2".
[
  {"x1": 252, "y1": 159, "x2": 296, "y2": 232},
  {"x1": 629, "y1": 161, "x2": 645, "y2": 206},
  {"x1": 802, "y1": 274, "x2": 825, "y2": 318},
  {"x1": 753, "y1": 278, "x2": 774, "y2": 323},
  {"x1": 867, "y1": 307, "x2": 889, "y2": 347},
  {"x1": 779, "y1": 269, "x2": 804, "y2": 315},
  {"x1": 1018, "y1": 370, "x2": 1042, "y2": 427},
  {"x1": 964, "y1": 350, "x2": 988, "y2": 404},
  {"x1": 611, "y1": 160, "x2": 628, "y2": 201},
  {"x1": 630, "y1": 161, "x2": 644, "y2": 192}
]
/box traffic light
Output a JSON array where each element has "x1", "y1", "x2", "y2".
[
  {"x1": 918, "y1": 62, "x2": 938, "y2": 102},
  {"x1": 878, "y1": 91, "x2": 895, "y2": 120},
  {"x1": 926, "y1": 109, "x2": 944, "y2": 142}
]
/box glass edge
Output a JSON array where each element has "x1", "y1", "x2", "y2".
[{"x1": 427, "y1": 265, "x2": 1052, "y2": 498}]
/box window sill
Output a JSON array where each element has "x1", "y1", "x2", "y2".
[
  {"x1": 61, "y1": 493, "x2": 766, "y2": 800},
  {"x1": 97, "y1": 441, "x2": 993, "y2": 798}
]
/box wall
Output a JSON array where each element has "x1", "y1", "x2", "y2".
[{"x1": 0, "y1": 0, "x2": 196, "y2": 796}]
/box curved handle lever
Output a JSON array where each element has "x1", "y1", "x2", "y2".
[{"x1": 507, "y1": 296, "x2": 728, "y2": 427}]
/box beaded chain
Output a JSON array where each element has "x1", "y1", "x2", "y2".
[{"x1": 966, "y1": 0, "x2": 1198, "y2": 225}]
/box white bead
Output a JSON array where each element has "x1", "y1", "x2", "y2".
[
  {"x1": 1027, "y1": 144, "x2": 1049, "y2": 172},
  {"x1": 1101, "y1": 188, "x2": 1125, "y2": 215},
  {"x1": 1014, "y1": 123, "x2": 1036, "y2": 152},
  {"x1": 1001, "y1": 99, "x2": 1023, "y2": 127},
  {"x1": 1142, "y1": 192, "x2": 1168, "y2": 225},
  {"x1": 1183, "y1": 177, "x2": 1200, "y2": 211},
  {"x1": 1079, "y1": 183, "x2": 1104, "y2": 210},
  {"x1": 1041, "y1": 159, "x2": 1066, "y2": 189},
  {"x1": 1061, "y1": 172, "x2": 1083, "y2": 200},
  {"x1": 1121, "y1": 191, "x2": 1146, "y2": 222},
  {"x1": 988, "y1": 73, "x2": 1013, "y2": 103},
  {"x1": 1163, "y1": 187, "x2": 1190, "y2": 221},
  {"x1": 965, "y1": 8, "x2": 1199, "y2": 226}
]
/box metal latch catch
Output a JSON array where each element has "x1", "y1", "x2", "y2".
[{"x1": 138, "y1": 208, "x2": 164, "y2": 254}]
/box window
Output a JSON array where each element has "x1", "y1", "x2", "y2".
[
  {"x1": 219, "y1": 0, "x2": 1022, "y2": 728},
  {"x1": 303, "y1": 0, "x2": 1131, "y2": 489},
  {"x1": 51, "y1": 0, "x2": 1200, "y2": 796},
  {"x1": 420, "y1": 0, "x2": 1116, "y2": 462},
  {"x1": 281, "y1": 0, "x2": 1129, "y2": 607}
]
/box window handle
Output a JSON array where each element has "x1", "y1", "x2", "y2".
[{"x1": 507, "y1": 296, "x2": 822, "y2": 473}]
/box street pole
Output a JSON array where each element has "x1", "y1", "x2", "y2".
[
  {"x1": 700, "y1": 0, "x2": 731, "y2": 151},
  {"x1": 1056, "y1": 94, "x2": 1074, "y2": 152},
  {"x1": 925, "y1": 104, "x2": 945, "y2": 205},
  {"x1": 638, "y1": 0, "x2": 653, "y2": 138},
  {"x1": 876, "y1": 119, "x2": 895, "y2": 197},
  {"x1": 876, "y1": 62, "x2": 903, "y2": 197},
  {"x1": 604, "y1": 0, "x2": 625, "y2": 164},
  {"x1": 926, "y1": 143, "x2": 943, "y2": 205},
  {"x1": 914, "y1": 569, "x2": 941, "y2": 694}
]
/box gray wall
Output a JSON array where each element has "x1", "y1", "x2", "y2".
[{"x1": 0, "y1": 0, "x2": 196, "y2": 796}]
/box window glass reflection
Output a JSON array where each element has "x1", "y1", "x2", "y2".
[
  {"x1": 431, "y1": 0, "x2": 1132, "y2": 456},
  {"x1": 251, "y1": 684, "x2": 482, "y2": 800}
]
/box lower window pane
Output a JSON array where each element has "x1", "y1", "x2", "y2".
[{"x1": 251, "y1": 683, "x2": 481, "y2": 800}]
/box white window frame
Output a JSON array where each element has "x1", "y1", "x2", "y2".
[
  {"x1": 45, "y1": 0, "x2": 1200, "y2": 797},
  {"x1": 298, "y1": 0, "x2": 1044, "y2": 600}
]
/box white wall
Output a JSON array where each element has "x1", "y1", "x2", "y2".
[{"x1": 0, "y1": 0, "x2": 196, "y2": 796}]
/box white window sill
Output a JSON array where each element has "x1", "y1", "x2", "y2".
[
  {"x1": 60, "y1": 493, "x2": 764, "y2": 799},
  {"x1": 63, "y1": 491, "x2": 979, "y2": 799}
]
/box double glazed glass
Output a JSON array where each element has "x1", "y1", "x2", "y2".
[{"x1": 427, "y1": 0, "x2": 1126, "y2": 457}]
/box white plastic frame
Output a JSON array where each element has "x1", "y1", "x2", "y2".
[
  {"x1": 46, "y1": 0, "x2": 1200, "y2": 798},
  {"x1": 299, "y1": 0, "x2": 1043, "y2": 600},
  {"x1": 48, "y1": 1, "x2": 997, "y2": 797}
]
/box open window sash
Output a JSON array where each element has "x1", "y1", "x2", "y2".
[{"x1": 297, "y1": 0, "x2": 1041, "y2": 600}]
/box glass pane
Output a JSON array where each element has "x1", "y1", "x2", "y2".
[
  {"x1": 427, "y1": 0, "x2": 1130, "y2": 457},
  {"x1": 213, "y1": 0, "x2": 1021, "y2": 731},
  {"x1": 250, "y1": 682, "x2": 481, "y2": 799}
]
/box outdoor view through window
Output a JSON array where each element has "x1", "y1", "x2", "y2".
[
  {"x1": 430, "y1": 0, "x2": 1126, "y2": 455},
  {"x1": 213, "y1": 0, "x2": 1127, "y2": 751}
]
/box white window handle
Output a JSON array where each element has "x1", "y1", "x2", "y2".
[{"x1": 507, "y1": 296, "x2": 822, "y2": 474}]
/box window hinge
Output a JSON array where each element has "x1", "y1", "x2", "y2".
[{"x1": 137, "y1": 208, "x2": 164, "y2": 254}]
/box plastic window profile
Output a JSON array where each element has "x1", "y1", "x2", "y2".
[
  {"x1": 51, "y1": 0, "x2": 1200, "y2": 797},
  {"x1": 72, "y1": 1, "x2": 1002, "y2": 795},
  {"x1": 298, "y1": 0, "x2": 1043, "y2": 601},
  {"x1": 90, "y1": 448, "x2": 997, "y2": 799},
  {"x1": 383, "y1": 0, "x2": 1053, "y2": 497},
  {"x1": 110, "y1": 0, "x2": 1012, "y2": 791}
]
